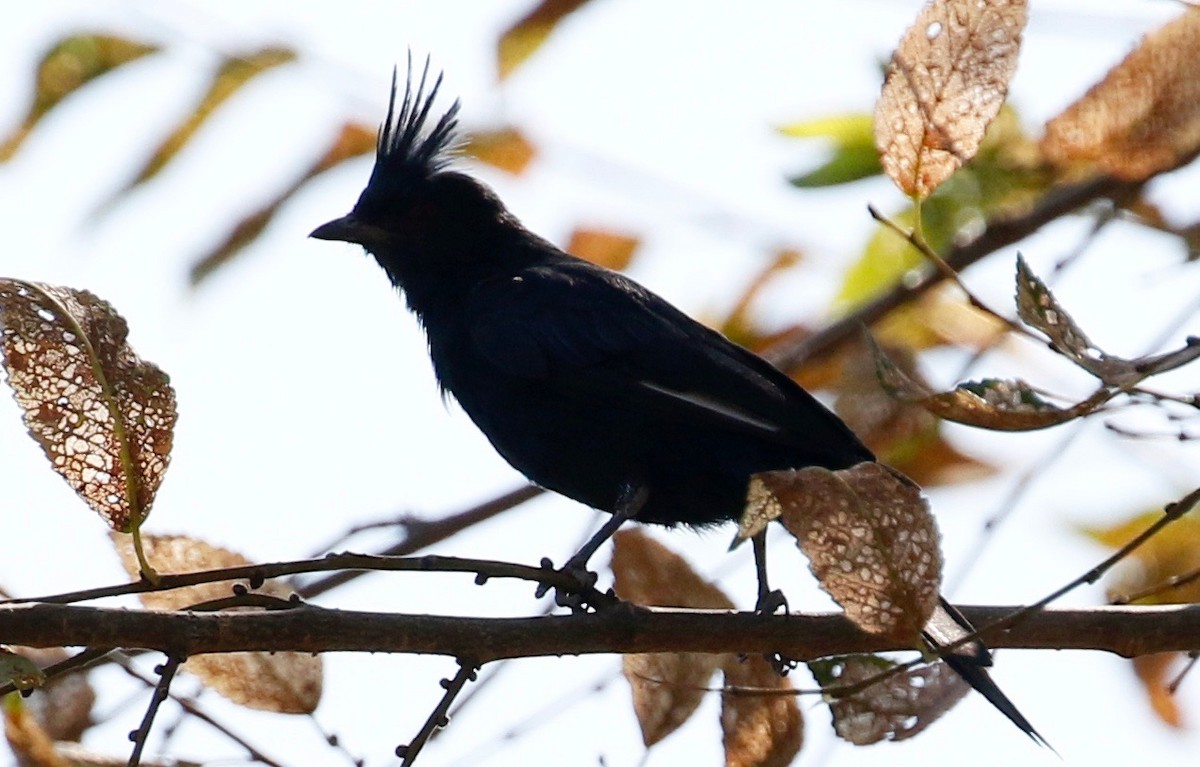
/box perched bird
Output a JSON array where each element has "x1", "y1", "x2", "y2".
[{"x1": 311, "y1": 61, "x2": 1045, "y2": 746}]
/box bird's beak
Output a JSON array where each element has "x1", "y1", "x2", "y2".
[{"x1": 310, "y1": 214, "x2": 385, "y2": 247}]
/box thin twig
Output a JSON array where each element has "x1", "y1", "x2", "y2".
[
  {"x1": 398, "y1": 659, "x2": 480, "y2": 766},
  {"x1": 113, "y1": 653, "x2": 286, "y2": 767},
  {"x1": 126, "y1": 654, "x2": 182, "y2": 767},
  {"x1": 1168, "y1": 651, "x2": 1199, "y2": 694},
  {"x1": 299, "y1": 484, "x2": 544, "y2": 599},
  {"x1": 5, "y1": 552, "x2": 614, "y2": 610}
]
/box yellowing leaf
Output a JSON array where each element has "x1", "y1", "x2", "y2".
[
  {"x1": 721, "y1": 655, "x2": 803, "y2": 767},
  {"x1": 497, "y1": 0, "x2": 592, "y2": 80},
  {"x1": 0, "y1": 34, "x2": 158, "y2": 162},
  {"x1": 1133, "y1": 654, "x2": 1185, "y2": 728},
  {"x1": 1042, "y1": 10, "x2": 1200, "y2": 181},
  {"x1": 0, "y1": 280, "x2": 176, "y2": 533},
  {"x1": 111, "y1": 533, "x2": 323, "y2": 714},
  {"x1": 566, "y1": 228, "x2": 640, "y2": 272},
  {"x1": 463, "y1": 127, "x2": 537, "y2": 174},
  {"x1": 758, "y1": 464, "x2": 942, "y2": 640},
  {"x1": 3, "y1": 698, "x2": 69, "y2": 767},
  {"x1": 875, "y1": 0, "x2": 1028, "y2": 197},
  {"x1": 612, "y1": 530, "x2": 733, "y2": 747},
  {"x1": 190, "y1": 121, "x2": 377, "y2": 286},
  {"x1": 780, "y1": 114, "x2": 881, "y2": 187},
  {"x1": 808, "y1": 655, "x2": 969, "y2": 744},
  {"x1": 97, "y1": 46, "x2": 296, "y2": 213}
]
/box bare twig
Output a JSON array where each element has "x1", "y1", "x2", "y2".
[
  {"x1": 126, "y1": 654, "x2": 182, "y2": 767},
  {"x1": 399, "y1": 659, "x2": 480, "y2": 766},
  {"x1": 113, "y1": 654, "x2": 286, "y2": 767}
]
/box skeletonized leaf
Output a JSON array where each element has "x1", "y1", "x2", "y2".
[
  {"x1": 875, "y1": 0, "x2": 1028, "y2": 197},
  {"x1": 612, "y1": 530, "x2": 732, "y2": 747},
  {"x1": 809, "y1": 655, "x2": 969, "y2": 744},
  {"x1": 1042, "y1": 10, "x2": 1200, "y2": 181},
  {"x1": 758, "y1": 464, "x2": 941, "y2": 640},
  {"x1": 497, "y1": 0, "x2": 592, "y2": 80},
  {"x1": 463, "y1": 127, "x2": 537, "y2": 174},
  {"x1": 721, "y1": 655, "x2": 804, "y2": 767},
  {"x1": 0, "y1": 34, "x2": 158, "y2": 162},
  {"x1": 190, "y1": 121, "x2": 376, "y2": 286},
  {"x1": 0, "y1": 280, "x2": 175, "y2": 532},
  {"x1": 1016, "y1": 255, "x2": 1200, "y2": 385},
  {"x1": 111, "y1": 534, "x2": 323, "y2": 714},
  {"x1": 566, "y1": 228, "x2": 640, "y2": 272},
  {"x1": 868, "y1": 334, "x2": 1111, "y2": 430}
]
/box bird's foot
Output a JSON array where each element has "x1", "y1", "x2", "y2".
[
  {"x1": 755, "y1": 587, "x2": 789, "y2": 616},
  {"x1": 753, "y1": 588, "x2": 799, "y2": 675},
  {"x1": 534, "y1": 557, "x2": 615, "y2": 613}
]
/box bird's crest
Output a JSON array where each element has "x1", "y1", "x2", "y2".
[{"x1": 364, "y1": 56, "x2": 461, "y2": 201}]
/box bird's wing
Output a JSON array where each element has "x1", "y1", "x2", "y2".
[{"x1": 467, "y1": 259, "x2": 871, "y2": 455}]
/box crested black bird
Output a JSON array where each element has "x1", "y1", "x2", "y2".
[{"x1": 310, "y1": 61, "x2": 1046, "y2": 746}]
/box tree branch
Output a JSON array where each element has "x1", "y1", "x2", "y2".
[{"x1": 1, "y1": 602, "x2": 1196, "y2": 677}]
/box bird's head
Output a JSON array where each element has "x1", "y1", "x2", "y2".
[{"x1": 311, "y1": 60, "x2": 512, "y2": 278}]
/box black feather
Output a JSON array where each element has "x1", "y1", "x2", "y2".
[{"x1": 355, "y1": 55, "x2": 461, "y2": 221}]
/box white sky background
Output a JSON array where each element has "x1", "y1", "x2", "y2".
[{"x1": 2, "y1": 1, "x2": 1200, "y2": 766}]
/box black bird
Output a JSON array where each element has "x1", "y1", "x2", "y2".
[{"x1": 311, "y1": 61, "x2": 1045, "y2": 746}]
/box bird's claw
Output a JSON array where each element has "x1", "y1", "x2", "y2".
[
  {"x1": 534, "y1": 557, "x2": 608, "y2": 613},
  {"x1": 755, "y1": 588, "x2": 789, "y2": 616}
]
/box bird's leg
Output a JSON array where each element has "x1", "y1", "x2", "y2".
[
  {"x1": 752, "y1": 529, "x2": 788, "y2": 615},
  {"x1": 751, "y1": 528, "x2": 799, "y2": 675},
  {"x1": 536, "y1": 483, "x2": 647, "y2": 610}
]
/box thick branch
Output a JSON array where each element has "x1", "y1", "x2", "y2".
[{"x1": 1, "y1": 602, "x2": 1196, "y2": 664}]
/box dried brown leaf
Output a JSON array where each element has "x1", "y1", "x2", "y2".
[
  {"x1": 622, "y1": 652, "x2": 723, "y2": 748},
  {"x1": 833, "y1": 340, "x2": 996, "y2": 487},
  {"x1": 566, "y1": 228, "x2": 640, "y2": 272},
  {"x1": 0, "y1": 280, "x2": 176, "y2": 532},
  {"x1": 0, "y1": 34, "x2": 158, "y2": 162},
  {"x1": 611, "y1": 529, "x2": 734, "y2": 610},
  {"x1": 876, "y1": 0, "x2": 1028, "y2": 197},
  {"x1": 867, "y1": 333, "x2": 1111, "y2": 430},
  {"x1": 808, "y1": 655, "x2": 969, "y2": 744},
  {"x1": 1015, "y1": 255, "x2": 1200, "y2": 385},
  {"x1": 612, "y1": 530, "x2": 733, "y2": 746},
  {"x1": 111, "y1": 534, "x2": 323, "y2": 714},
  {"x1": 1042, "y1": 10, "x2": 1200, "y2": 180},
  {"x1": 497, "y1": 0, "x2": 593, "y2": 80},
  {"x1": 760, "y1": 464, "x2": 941, "y2": 639},
  {"x1": 190, "y1": 121, "x2": 377, "y2": 286},
  {"x1": 463, "y1": 127, "x2": 537, "y2": 174},
  {"x1": 721, "y1": 655, "x2": 803, "y2": 767}
]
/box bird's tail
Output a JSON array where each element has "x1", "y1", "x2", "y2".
[{"x1": 924, "y1": 597, "x2": 1054, "y2": 751}]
